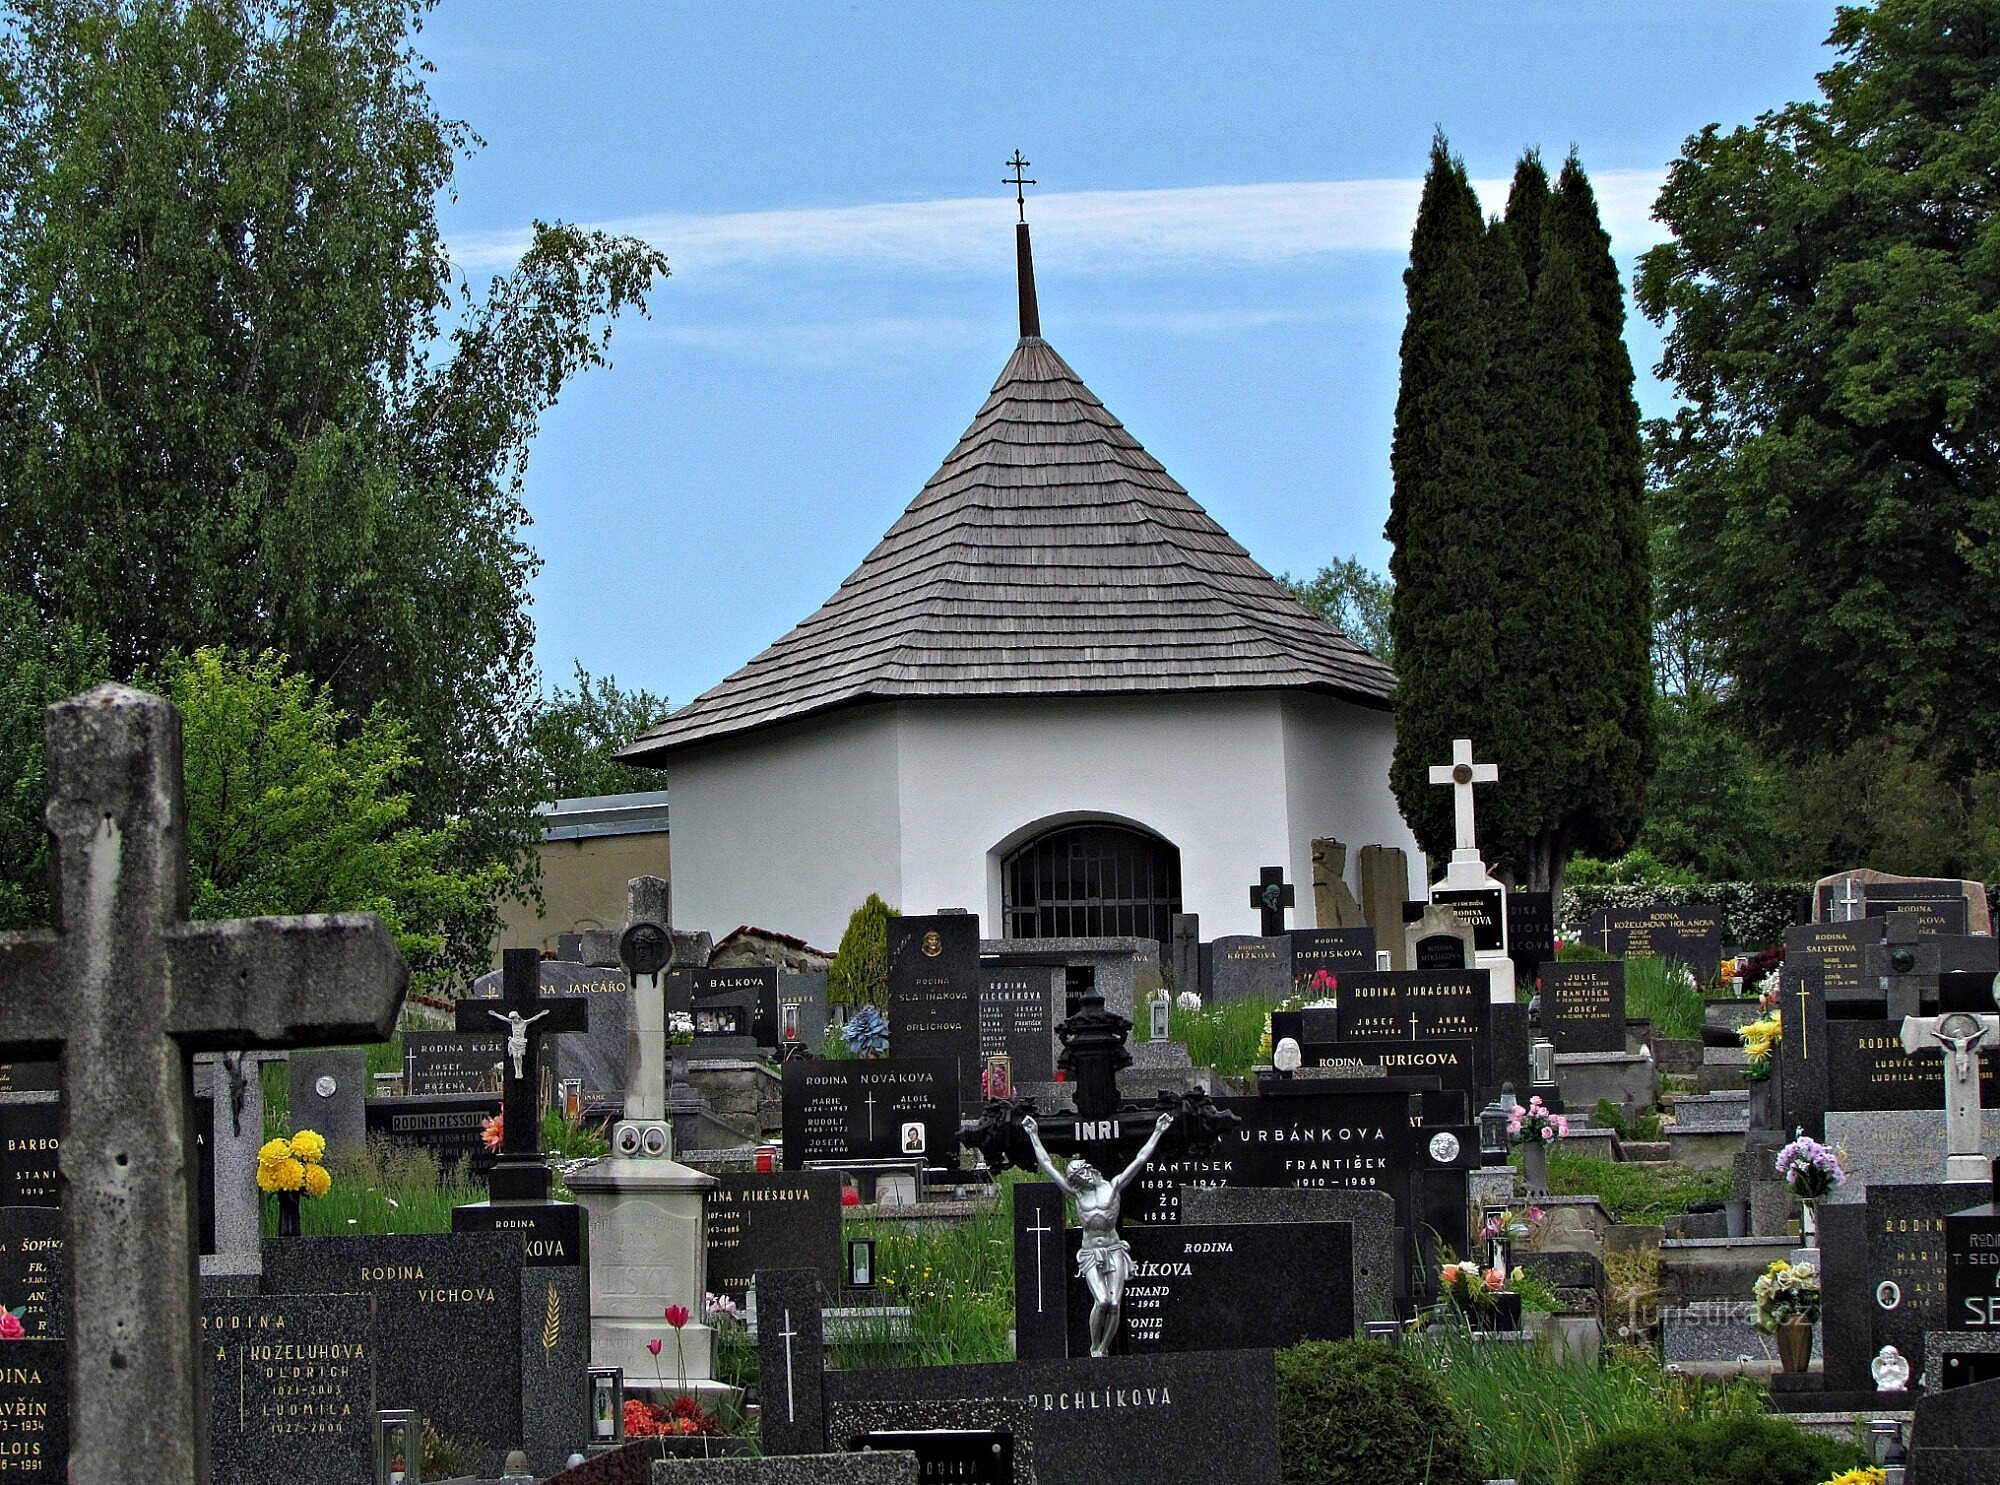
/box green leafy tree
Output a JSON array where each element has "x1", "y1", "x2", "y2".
[
  {"x1": 0, "y1": 596, "x2": 109, "y2": 929},
  {"x1": 524, "y1": 663, "x2": 671, "y2": 804},
  {"x1": 0, "y1": 0, "x2": 670, "y2": 982},
  {"x1": 1638, "y1": 0, "x2": 2000, "y2": 780},
  {"x1": 162, "y1": 648, "x2": 505, "y2": 993},
  {"x1": 1281, "y1": 557, "x2": 1394, "y2": 662},
  {"x1": 828, "y1": 893, "x2": 899, "y2": 1010}
]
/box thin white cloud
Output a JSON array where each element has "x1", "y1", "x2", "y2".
[{"x1": 450, "y1": 170, "x2": 1669, "y2": 277}]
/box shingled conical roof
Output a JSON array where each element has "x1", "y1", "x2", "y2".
[{"x1": 621, "y1": 225, "x2": 1394, "y2": 763}]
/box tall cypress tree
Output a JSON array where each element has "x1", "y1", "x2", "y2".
[
  {"x1": 1503, "y1": 151, "x2": 1551, "y2": 298},
  {"x1": 1387, "y1": 137, "x2": 1499, "y2": 859},
  {"x1": 1547, "y1": 155, "x2": 1653, "y2": 860}
]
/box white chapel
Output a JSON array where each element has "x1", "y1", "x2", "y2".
[{"x1": 619, "y1": 219, "x2": 1421, "y2": 949}]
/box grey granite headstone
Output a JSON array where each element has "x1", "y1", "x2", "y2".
[
  {"x1": 1825, "y1": 1109, "x2": 2000, "y2": 1203},
  {"x1": 203, "y1": 1292, "x2": 374, "y2": 1485},
  {"x1": 1178, "y1": 1185, "x2": 1396, "y2": 1325},
  {"x1": 197, "y1": 1051, "x2": 280, "y2": 1281},
  {"x1": 1908, "y1": 1374, "x2": 2000, "y2": 1484},
  {"x1": 824, "y1": 1351, "x2": 1280, "y2": 1485},
  {"x1": 1208, "y1": 935, "x2": 1291, "y2": 1004},
  {"x1": 0, "y1": 1207, "x2": 62, "y2": 1336},
  {"x1": 756, "y1": 1269, "x2": 827, "y2": 1456},
  {"x1": 264, "y1": 1231, "x2": 521, "y2": 1472},
  {"x1": 1669, "y1": 1092, "x2": 1750, "y2": 1131},
  {"x1": 653, "y1": 1455, "x2": 918, "y2": 1483},
  {"x1": 1660, "y1": 1300, "x2": 1777, "y2": 1365},
  {"x1": 0, "y1": 1338, "x2": 65, "y2": 1473},
  {"x1": 289, "y1": 1048, "x2": 368, "y2": 1158}
]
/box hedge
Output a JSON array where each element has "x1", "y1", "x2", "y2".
[{"x1": 1560, "y1": 882, "x2": 1807, "y2": 950}]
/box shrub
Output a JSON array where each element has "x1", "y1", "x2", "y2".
[
  {"x1": 1275, "y1": 1338, "x2": 1479, "y2": 1485},
  {"x1": 829, "y1": 893, "x2": 898, "y2": 1008},
  {"x1": 1569, "y1": 1413, "x2": 1866, "y2": 1485},
  {"x1": 1561, "y1": 881, "x2": 1805, "y2": 951}
]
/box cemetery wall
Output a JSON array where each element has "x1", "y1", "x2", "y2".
[{"x1": 493, "y1": 828, "x2": 669, "y2": 962}]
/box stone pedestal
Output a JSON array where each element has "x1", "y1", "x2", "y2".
[{"x1": 566, "y1": 1155, "x2": 727, "y2": 1398}]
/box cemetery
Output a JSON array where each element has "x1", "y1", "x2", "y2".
[{"x1": 1, "y1": 5, "x2": 1995, "y2": 1485}]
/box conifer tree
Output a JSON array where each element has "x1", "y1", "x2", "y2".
[{"x1": 1503, "y1": 151, "x2": 1551, "y2": 297}]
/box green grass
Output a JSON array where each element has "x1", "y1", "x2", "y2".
[
  {"x1": 259, "y1": 1137, "x2": 487, "y2": 1236},
  {"x1": 1620, "y1": 956, "x2": 1706, "y2": 1039},
  {"x1": 830, "y1": 1171, "x2": 1025, "y2": 1368},
  {"x1": 1427, "y1": 1334, "x2": 1765, "y2": 1485},
  {"x1": 1166, "y1": 997, "x2": 1286, "y2": 1079},
  {"x1": 1535, "y1": 1150, "x2": 1730, "y2": 1225}
]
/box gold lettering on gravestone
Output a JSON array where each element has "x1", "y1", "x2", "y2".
[
  {"x1": 1881, "y1": 1214, "x2": 1947, "y2": 1307},
  {"x1": 0, "y1": 1358, "x2": 48, "y2": 1468}
]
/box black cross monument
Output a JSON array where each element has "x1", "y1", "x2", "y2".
[
  {"x1": 457, "y1": 947, "x2": 588, "y2": 1201},
  {"x1": 1250, "y1": 865, "x2": 1296, "y2": 936}
]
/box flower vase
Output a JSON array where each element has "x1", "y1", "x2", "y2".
[
  {"x1": 1522, "y1": 1138, "x2": 1551, "y2": 1201},
  {"x1": 277, "y1": 1190, "x2": 301, "y2": 1238},
  {"x1": 1799, "y1": 1198, "x2": 1818, "y2": 1250},
  {"x1": 1776, "y1": 1317, "x2": 1814, "y2": 1373}
]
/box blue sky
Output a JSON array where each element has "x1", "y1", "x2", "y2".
[{"x1": 416, "y1": 3, "x2": 1838, "y2": 711}]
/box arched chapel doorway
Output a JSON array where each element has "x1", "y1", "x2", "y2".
[{"x1": 999, "y1": 822, "x2": 1182, "y2": 942}]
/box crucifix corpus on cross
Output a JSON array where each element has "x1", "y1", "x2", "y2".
[
  {"x1": 458, "y1": 947, "x2": 589, "y2": 1201},
  {"x1": 1901, "y1": 1000, "x2": 2000, "y2": 1183},
  {"x1": 0, "y1": 685, "x2": 408, "y2": 1483}
]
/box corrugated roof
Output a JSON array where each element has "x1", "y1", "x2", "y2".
[{"x1": 622, "y1": 324, "x2": 1394, "y2": 763}]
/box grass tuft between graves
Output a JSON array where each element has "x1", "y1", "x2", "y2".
[
  {"x1": 1618, "y1": 957, "x2": 1708, "y2": 1040},
  {"x1": 1531, "y1": 1151, "x2": 1731, "y2": 1226},
  {"x1": 1424, "y1": 1336, "x2": 1769, "y2": 1485},
  {"x1": 259, "y1": 1137, "x2": 485, "y2": 1236},
  {"x1": 1164, "y1": 996, "x2": 1281, "y2": 1079}
]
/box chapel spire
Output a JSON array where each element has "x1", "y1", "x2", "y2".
[{"x1": 1005, "y1": 150, "x2": 1041, "y2": 339}]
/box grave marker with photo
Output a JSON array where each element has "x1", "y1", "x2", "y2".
[
  {"x1": 887, "y1": 914, "x2": 982, "y2": 1105},
  {"x1": 780, "y1": 1058, "x2": 959, "y2": 1168}
]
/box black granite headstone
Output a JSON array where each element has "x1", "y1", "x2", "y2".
[
  {"x1": 1431, "y1": 888, "x2": 1504, "y2": 952},
  {"x1": 0, "y1": 1100, "x2": 60, "y2": 1207},
  {"x1": 888, "y1": 915, "x2": 982, "y2": 1105},
  {"x1": 850, "y1": 1430, "x2": 1013, "y2": 1481},
  {"x1": 756, "y1": 1269, "x2": 828, "y2": 1457},
  {"x1": 1586, "y1": 902, "x2": 1724, "y2": 984},
  {"x1": 1062, "y1": 1221, "x2": 1353, "y2": 1354},
  {"x1": 401, "y1": 1031, "x2": 506, "y2": 1095},
  {"x1": 690, "y1": 968, "x2": 781, "y2": 1048},
  {"x1": 1013, "y1": 1181, "x2": 1070, "y2": 1361},
  {"x1": 0, "y1": 1063, "x2": 56, "y2": 1095},
  {"x1": 705, "y1": 1172, "x2": 844, "y2": 1305},
  {"x1": 977, "y1": 966, "x2": 1060, "y2": 1085},
  {"x1": 0, "y1": 1339, "x2": 64, "y2": 1475},
  {"x1": 824, "y1": 1351, "x2": 1282, "y2": 1485},
  {"x1": 0, "y1": 1208, "x2": 61, "y2": 1338},
  {"x1": 1287, "y1": 928, "x2": 1375, "y2": 997},
  {"x1": 1292, "y1": 1037, "x2": 1479, "y2": 1101},
  {"x1": 1945, "y1": 1193, "x2": 2000, "y2": 1332},
  {"x1": 1823, "y1": 1020, "x2": 2000, "y2": 1113},
  {"x1": 1332, "y1": 969, "x2": 1488, "y2": 1044},
  {"x1": 1506, "y1": 892, "x2": 1556, "y2": 987},
  {"x1": 1865, "y1": 881, "x2": 1971, "y2": 938},
  {"x1": 1538, "y1": 962, "x2": 1626, "y2": 1053},
  {"x1": 363, "y1": 1093, "x2": 501, "y2": 1171},
  {"x1": 780, "y1": 1058, "x2": 958, "y2": 1168},
  {"x1": 203, "y1": 1292, "x2": 374, "y2": 1485},
  {"x1": 1413, "y1": 933, "x2": 1468, "y2": 971}
]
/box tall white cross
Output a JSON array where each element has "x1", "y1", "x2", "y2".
[
  {"x1": 1838, "y1": 877, "x2": 1865, "y2": 922},
  {"x1": 1026, "y1": 1209, "x2": 1054, "y2": 1313},
  {"x1": 1428, "y1": 739, "x2": 1498, "y2": 856},
  {"x1": 1900, "y1": 1008, "x2": 2000, "y2": 1182},
  {"x1": 778, "y1": 1308, "x2": 799, "y2": 1423}
]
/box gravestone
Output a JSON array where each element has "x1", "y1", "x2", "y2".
[
  {"x1": 755, "y1": 1269, "x2": 827, "y2": 1457},
  {"x1": 1815, "y1": 868, "x2": 1990, "y2": 935},
  {"x1": 1587, "y1": 902, "x2": 1724, "y2": 984},
  {"x1": 1332, "y1": 968, "x2": 1488, "y2": 1045},
  {"x1": 1539, "y1": 962, "x2": 1626, "y2": 1054},
  {"x1": 364, "y1": 1092, "x2": 501, "y2": 1169},
  {"x1": 1414, "y1": 931, "x2": 1468, "y2": 971},
  {"x1": 0, "y1": 1062, "x2": 56, "y2": 1095},
  {"x1": 1013, "y1": 1181, "x2": 1070, "y2": 1360},
  {"x1": 264, "y1": 1230, "x2": 520, "y2": 1469},
  {"x1": 202, "y1": 1292, "x2": 374, "y2": 1485},
  {"x1": 1309, "y1": 838, "x2": 1366, "y2": 929},
  {"x1": 1506, "y1": 891, "x2": 1556, "y2": 990},
  {"x1": 1177, "y1": 1185, "x2": 1398, "y2": 1326},
  {"x1": 1431, "y1": 888, "x2": 1505, "y2": 953},
  {"x1": 1357, "y1": 845, "x2": 1412, "y2": 971},
  {"x1": 1865, "y1": 879, "x2": 1972, "y2": 937},
  {"x1": 1944, "y1": 1171, "x2": 2000, "y2": 1332},
  {"x1": 197, "y1": 1050, "x2": 280, "y2": 1281},
  {"x1": 1168, "y1": 913, "x2": 1200, "y2": 998},
  {"x1": 0, "y1": 1207, "x2": 62, "y2": 1337},
  {"x1": 1208, "y1": 935, "x2": 1290, "y2": 1004},
  {"x1": 780, "y1": 1059, "x2": 958, "y2": 1167},
  {"x1": 0, "y1": 1339, "x2": 64, "y2": 1474},
  {"x1": 1062, "y1": 1221, "x2": 1352, "y2": 1355},
  {"x1": 0, "y1": 1100, "x2": 60, "y2": 1207},
  {"x1": 1822, "y1": 1182, "x2": 1983, "y2": 1394},
  {"x1": 402, "y1": 1030, "x2": 506, "y2": 1095},
  {"x1": 0, "y1": 684, "x2": 407, "y2": 1484},
  {"x1": 705, "y1": 1172, "x2": 844, "y2": 1306},
  {"x1": 824, "y1": 1351, "x2": 1282, "y2": 1485},
  {"x1": 289, "y1": 1048, "x2": 368, "y2": 1157},
  {"x1": 458, "y1": 947, "x2": 590, "y2": 1201},
  {"x1": 978, "y1": 965, "x2": 1061, "y2": 1085},
  {"x1": 887, "y1": 915, "x2": 981, "y2": 1105},
  {"x1": 687, "y1": 967, "x2": 781, "y2": 1050},
  {"x1": 777, "y1": 972, "x2": 831, "y2": 1057},
  {"x1": 472, "y1": 959, "x2": 632, "y2": 1102},
  {"x1": 1287, "y1": 927, "x2": 1374, "y2": 998}
]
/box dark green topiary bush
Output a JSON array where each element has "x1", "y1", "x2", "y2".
[
  {"x1": 1570, "y1": 1413, "x2": 1867, "y2": 1485},
  {"x1": 1275, "y1": 1339, "x2": 1479, "y2": 1485}
]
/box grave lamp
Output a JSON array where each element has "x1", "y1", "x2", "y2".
[
  {"x1": 374, "y1": 1409, "x2": 420, "y2": 1485},
  {"x1": 1867, "y1": 1418, "x2": 1907, "y2": 1467},
  {"x1": 1478, "y1": 1099, "x2": 1511, "y2": 1165},
  {"x1": 1530, "y1": 1039, "x2": 1556, "y2": 1089},
  {"x1": 588, "y1": 1367, "x2": 625, "y2": 1450}
]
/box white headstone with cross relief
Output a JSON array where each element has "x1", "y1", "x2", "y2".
[{"x1": 1425, "y1": 738, "x2": 1515, "y2": 1001}]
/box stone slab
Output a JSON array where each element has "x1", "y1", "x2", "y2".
[
  {"x1": 1824, "y1": 1110, "x2": 2000, "y2": 1203},
  {"x1": 203, "y1": 1291, "x2": 374, "y2": 1485},
  {"x1": 1208, "y1": 935, "x2": 1291, "y2": 1004},
  {"x1": 0, "y1": 1206, "x2": 62, "y2": 1337},
  {"x1": 654, "y1": 1457, "x2": 918, "y2": 1484},
  {"x1": 705, "y1": 1172, "x2": 844, "y2": 1307},
  {"x1": 756, "y1": 1269, "x2": 827, "y2": 1457},
  {"x1": 0, "y1": 1338, "x2": 65, "y2": 1475},
  {"x1": 1178, "y1": 1185, "x2": 1396, "y2": 1325},
  {"x1": 288, "y1": 1048, "x2": 369, "y2": 1157}
]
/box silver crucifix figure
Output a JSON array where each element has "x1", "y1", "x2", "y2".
[
  {"x1": 489, "y1": 1007, "x2": 551, "y2": 1080},
  {"x1": 1900, "y1": 996, "x2": 2000, "y2": 1182}
]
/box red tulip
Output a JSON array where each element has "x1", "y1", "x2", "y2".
[
  {"x1": 646, "y1": 1338, "x2": 662, "y2": 1356},
  {"x1": 664, "y1": 1304, "x2": 690, "y2": 1329}
]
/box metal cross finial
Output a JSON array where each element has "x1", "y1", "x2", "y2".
[{"x1": 1005, "y1": 150, "x2": 1035, "y2": 222}]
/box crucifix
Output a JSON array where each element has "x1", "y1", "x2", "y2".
[
  {"x1": 1249, "y1": 866, "x2": 1295, "y2": 936},
  {"x1": 1428, "y1": 738, "x2": 1498, "y2": 860},
  {"x1": 0, "y1": 685, "x2": 406, "y2": 1484},
  {"x1": 1004, "y1": 149, "x2": 1035, "y2": 222},
  {"x1": 1900, "y1": 1004, "x2": 2000, "y2": 1182},
  {"x1": 458, "y1": 947, "x2": 588, "y2": 1201}
]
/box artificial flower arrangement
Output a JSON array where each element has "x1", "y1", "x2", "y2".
[
  {"x1": 1437, "y1": 1258, "x2": 1513, "y2": 1315},
  {"x1": 1739, "y1": 1008, "x2": 1782, "y2": 1081},
  {"x1": 0, "y1": 1308, "x2": 24, "y2": 1340},
  {"x1": 1817, "y1": 1469, "x2": 1884, "y2": 1485},
  {"x1": 1508, "y1": 1095, "x2": 1568, "y2": 1144},
  {"x1": 842, "y1": 1003, "x2": 889, "y2": 1057},
  {"x1": 257, "y1": 1129, "x2": 332, "y2": 1199},
  {"x1": 1751, "y1": 1257, "x2": 1821, "y2": 1332},
  {"x1": 1480, "y1": 1205, "x2": 1547, "y2": 1246},
  {"x1": 667, "y1": 1011, "x2": 696, "y2": 1048},
  {"x1": 481, "y1": 1113, "x2": 504, "y2": 1153},
  {"x1": 1775, "y1": 1130, "x2": 1846, "y2": 1200}
]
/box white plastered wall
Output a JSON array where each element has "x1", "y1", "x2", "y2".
[{"x1": 1279, "y1": 693, "x2": 1424, "y2": 920}]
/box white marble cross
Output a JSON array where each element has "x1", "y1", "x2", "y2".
[
  {"x1": 1901, "y1": 1007, "x2": 2000, "y2": 1181},
  {"x1": 1838, "y1": 877, "x2": 1865, "y2": 922},
  {"x1": 1027, "y1": 1209, "x2": 1054, "y2": 1313},
  {"x1": 1428, "y1": 739, "x2": 1498, "y2": 856}
]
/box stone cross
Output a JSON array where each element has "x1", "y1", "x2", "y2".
[
  {"x1": 458, "y1": 947, "x2": 587, "y2": 1200},
  {"x1": 1872, "y1": 911, "x2": 1935, "y2": 1023},
  {"x1": 1900, "y1": 1007, "x2": 2000, "y2": 1182},
  {"x1": 0, "y1": 685, "x2": 406, "y2": 1484},
  {"x1": 1248, "y1": 866, "x2": 1295, "y2": 936},
  {"x1": 1428, "y1": 738, "x2": 1498, "y2": 858},
  {"x1": 618, "y1": 876, "x2": 672, "y2": 1121}
]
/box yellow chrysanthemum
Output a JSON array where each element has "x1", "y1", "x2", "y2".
[
  {"x1": 265, "y1": 1157, "x2": 306, "y2": 1193},
  {"x1": 1820, "y1": 1469, "x2": 1884, "y2": 1485},
  {"x1": 301, "y1": 1162, "x2": 332, "y2": 1200},
  {"x1": 257, "y1": 1138, "x2": 293, "y2": 1168},
  {"x1": 288, "y1": 1129, "x2": 327, "y2": 1165}
]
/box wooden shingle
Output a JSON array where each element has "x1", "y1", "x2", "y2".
[{"x1": 620, "y1": 335, "x2": 1394, "y2": 763}]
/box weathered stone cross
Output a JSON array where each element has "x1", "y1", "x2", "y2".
[
  {"x1": 457, "y1": 947, "x2": 588, "y2": 1201},
  {"x1": 0, "y1": 685, "x2": 406, "y2": 1483},
  {"x1": 1428, "y1": 738, "x2": 1497, "y2": 858}
]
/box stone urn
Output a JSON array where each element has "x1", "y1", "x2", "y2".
[{"x1": 1776, "y1": 1317, "x2": 1814, "y2": 1373}]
